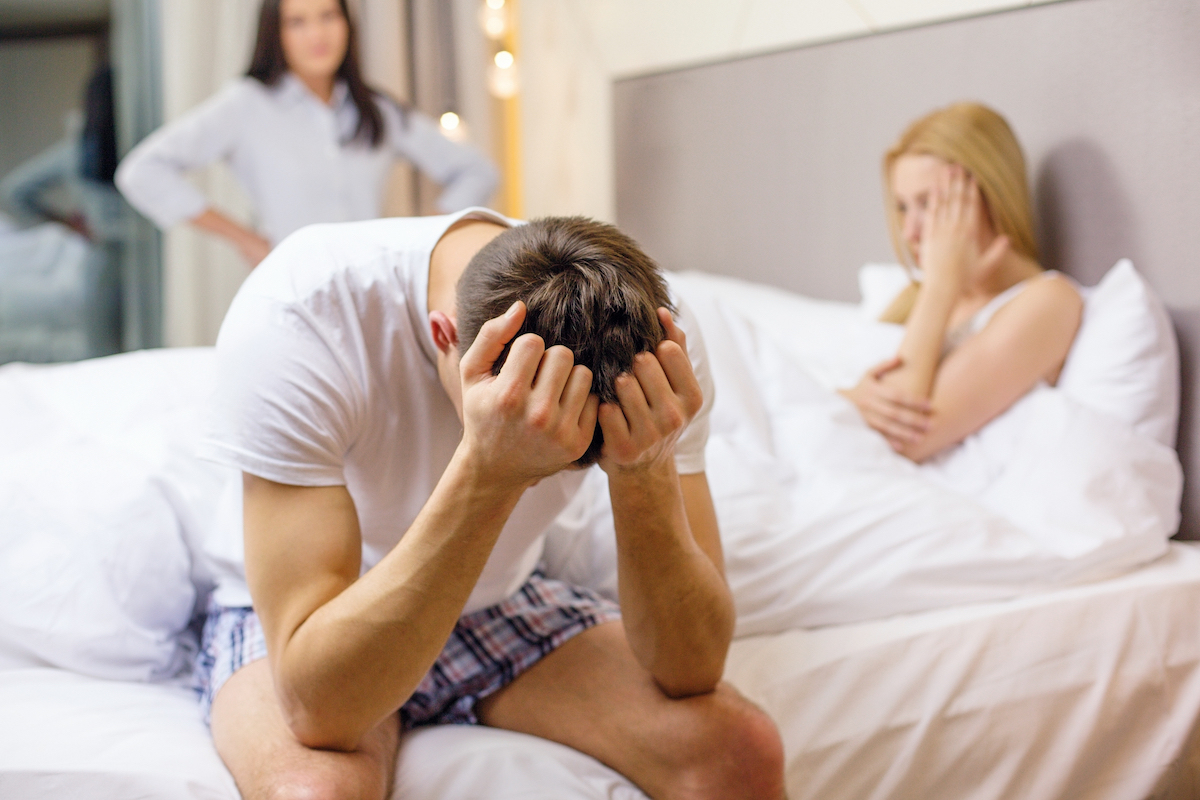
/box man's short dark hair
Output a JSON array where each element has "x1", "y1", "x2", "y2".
[{"x1": 456, "y1": 216, "x2": 674, "y2": 465}]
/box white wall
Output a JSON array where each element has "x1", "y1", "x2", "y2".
[{"x1": 518, "y1": 0, "x2": 1067, "y2": 222}]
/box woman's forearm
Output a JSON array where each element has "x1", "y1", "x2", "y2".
[
  {"x1": 191, "y1": 209, "x2": 272, "y2": 266},
  {"x1": 885, "y1": 277, "x2": 960, "y2": 400},
  {"x1": 192, "y1": 208, "x2": 255, "y2": 246}
]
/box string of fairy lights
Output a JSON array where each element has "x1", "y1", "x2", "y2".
[{"x1": 437, "y1": 0, "x2": 517, "y2": 139}]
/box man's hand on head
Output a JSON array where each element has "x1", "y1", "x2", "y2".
[
  {"x1": 598, "y1": 308, "x2": 703, "y2": 475},
  {"x1": 458, "y1": 301, "x2": 600, "y2": 488}
]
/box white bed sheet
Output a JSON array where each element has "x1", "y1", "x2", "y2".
[
  {"x1": 727, "y1": 541, "x2": 1200, "y2": 800},
  {"x1": 4, "y1": 543, "x2": 1199, "y2": 800},
  {"x1": 548, "y1": 271, "x2": 1181, "y2": 634}
]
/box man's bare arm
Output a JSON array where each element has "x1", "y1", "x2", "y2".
[
  {"x1": 602, "y1": 310, "x2": 735, "y2": 697},
  {"x1": 244, "y1": 302, "x2": 599, "y2": 752},
  {"x1": 609, "y1": 466, "x2": 732, "y2": 697}
]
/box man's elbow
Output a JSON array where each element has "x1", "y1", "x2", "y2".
[
  {"x1": 284, "y1": 706, "x2": 365, "y2": 753},
  {"x1": 651, "y1": 631, "x2": 732, "y2": 698},
  {"x1": 277, "y1": 680, "x2": 368, "y2": 753},
  {"x1": 656, "y1": 665, "x2": 726, "y2": 699}
]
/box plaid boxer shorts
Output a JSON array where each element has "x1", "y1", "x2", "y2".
[{"x1": 193, "y1": 568, "x2": 621, "y2": 729}]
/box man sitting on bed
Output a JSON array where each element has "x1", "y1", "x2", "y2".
[{"x1": 194, "y1": 209, "x2": 786, "y2": 800}]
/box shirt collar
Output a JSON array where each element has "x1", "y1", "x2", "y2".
[
  {"x1": 277, "y1": 71, "x2": 350, "y2": 110},
  {"x1": 412, "y1": 207, "x2": 519, "y2": 367},
  {"x1": 330, "y1": 79, "x2": 350, "y2": 109}
]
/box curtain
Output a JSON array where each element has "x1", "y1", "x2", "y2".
[{"x1": 111, "y1": 0, "x2": 165, "y2": 349}]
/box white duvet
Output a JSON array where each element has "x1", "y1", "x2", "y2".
[
  {"x1": 544, "y1": 271, "x2": 1182, "y2": 634},
  {"x1": 0, "y1": 267, "x2": 1182, "y2": 677}
]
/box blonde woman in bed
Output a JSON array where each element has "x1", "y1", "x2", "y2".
[{"x1": 841, "y1": 102, "x2": 1083, "y2": 462}]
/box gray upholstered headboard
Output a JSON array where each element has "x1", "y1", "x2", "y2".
[{"x1": 613, "y1": 0, "x2": 1200, "y2": 536}]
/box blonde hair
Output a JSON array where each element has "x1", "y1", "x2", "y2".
[{"x1": 879, "y1": 102, "x2": 1039, "y2": 323}]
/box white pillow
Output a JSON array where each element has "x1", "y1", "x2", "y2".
[
  {"x1": 857, "y1": 263, "x2": 914, "y2": 320},
  {"x1": 1057, "y1": 259, "x2": 1180, "y2": 447},
  {"x1": 0, "y1": 348, "x2": 225, "y2": 681},
  {"x1": 544, "y1": 272, "x2": 1179, "y2": 635},
  {"x1": 856, "y1": 260, "x2": 1179, "y2": 447},
  {"x1": 669, "y1": 271, "x2": 903, "y2": 391}
]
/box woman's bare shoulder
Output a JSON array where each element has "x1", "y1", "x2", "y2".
[
  {"x1": 994, "y1": 271, "x2": 1083, "y2": 330},
  {"x1": 1033, "y1": 270, "x2": 1083, "y2": 303},
  {"x1": 962, "y1": 272, "x2": 1084, "y2": 373}
]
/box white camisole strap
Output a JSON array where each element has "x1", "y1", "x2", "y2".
[{"x1": 942, "y1": 270, "x2": 1065, "y2": 354}]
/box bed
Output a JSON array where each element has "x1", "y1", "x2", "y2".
[
  {"x1": 3, "y1": 0, "x2": 1200, "y2": 797},
  {"x1": 0, "y1": 220, "x2": 122, "y2": 365},
  {"x1": 0, "y1": 267, "x2": 1195, "y2": 799},
  {"x1": 4, "y1": 543, "x2": 1200, "y2": 800}
]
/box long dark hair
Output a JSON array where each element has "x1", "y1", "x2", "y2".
[
  {"x1": 247, "y1": 0, "x2": 385, "y2": 147},
  {"x1": 80, "y1": 64, "x2": 117, "y2": 183}
]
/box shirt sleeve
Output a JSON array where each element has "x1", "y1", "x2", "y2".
[
  {"x1": 381, "y1": 101, "x2": 500, "y2": 212},
  {"x1": 0, "y1": 138, "x2": 75, "y2": 224},
  {"x1": 115, "y1": 81, "x2": 251, "y2": 230},
  {"x1": 672, "y1": 295, "x2": 714, "y2": 475},
  {"x1": 197, "y1": 283, "x2": 365, "y2": 487}
]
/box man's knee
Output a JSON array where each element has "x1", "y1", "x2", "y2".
[
  {"x1": 264, "y1": 764, "x2": 389, "y2": 800},
  {"x1": 674, "y1": 685, "x2": 786, "y2": 800}
]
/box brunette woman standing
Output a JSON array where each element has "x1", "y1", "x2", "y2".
[{"x1": 117, "y1": 0, "x2": 498, "y2": 267}]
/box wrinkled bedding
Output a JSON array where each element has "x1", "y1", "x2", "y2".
[{"x1": 544, "y1": 272, "x2": 1182, "y2": 634}]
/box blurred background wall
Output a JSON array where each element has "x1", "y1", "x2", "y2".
[
  {"x1": 1, "y1": 0, "x2": 158, "y2": 362},
  {"x1": 517, "y1": 0, "x2": 1074, "y2": 223},
  {"x1": 0, "y1": 37, "x2": 97, "y2": 181},
  {"x1": 1, "y1": 0, "x2": 1074, "y2": 356}
]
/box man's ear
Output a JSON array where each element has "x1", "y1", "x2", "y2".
[{"x1": 429, "y1": 310, "x2": 458, "y2": 355}]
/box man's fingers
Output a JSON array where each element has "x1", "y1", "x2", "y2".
[
  {"x1": 655, "y1": 340, "x2": 703, "y2": 412},
  {"x1": 559, "y1": 362, "x2": 593, "y2": 410},
  {"x1": 597, "y1": 399, "x2": 631, "y2": 443},
  {"x1": 560, "y1": 363, "x2": 599, "y2": 440},
  {"x1": 530, "y1": 345, "x2": 576, "y2": 400},
  {"x1": 577, "y1": 393, "x2": 601, "y2": 439},
  {"x1": 630, "y1": 351, "x2": 672, "y2": 406},
  {"x1": 613, "y1": 370, "x2": 652, "y2": 423},
  {"x1": 658, "y1": 307, "x2": 686, "y2": 349},
  {"x1": 655, "y1": 310, "x2": 704, "y2": 415},
  {"x1": 497, "y1": 332, "x2": 548, "y2": 390},
  {"x1": 459, "y1": 301, "x2": 526, "y2": 382}
]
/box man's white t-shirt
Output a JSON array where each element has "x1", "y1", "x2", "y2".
[{"x1": 198, "y1": 208, "x2": 713, "y2": 614}]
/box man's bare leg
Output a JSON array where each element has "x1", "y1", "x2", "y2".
[
  {"x1": 210, "y1": 659, "x2": 401, "y2": 800},
  {"x1": 477, "y1": 621, "x2": 786, "y2": 800}
]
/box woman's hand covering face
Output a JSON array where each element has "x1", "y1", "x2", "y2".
[{"x1": 918, "y1": 164, "x2": 1010, "y2": 289}]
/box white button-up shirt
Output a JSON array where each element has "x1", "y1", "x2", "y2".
[{"x1": 115, "y1": 74, "x2": 499, "y2": 244}]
